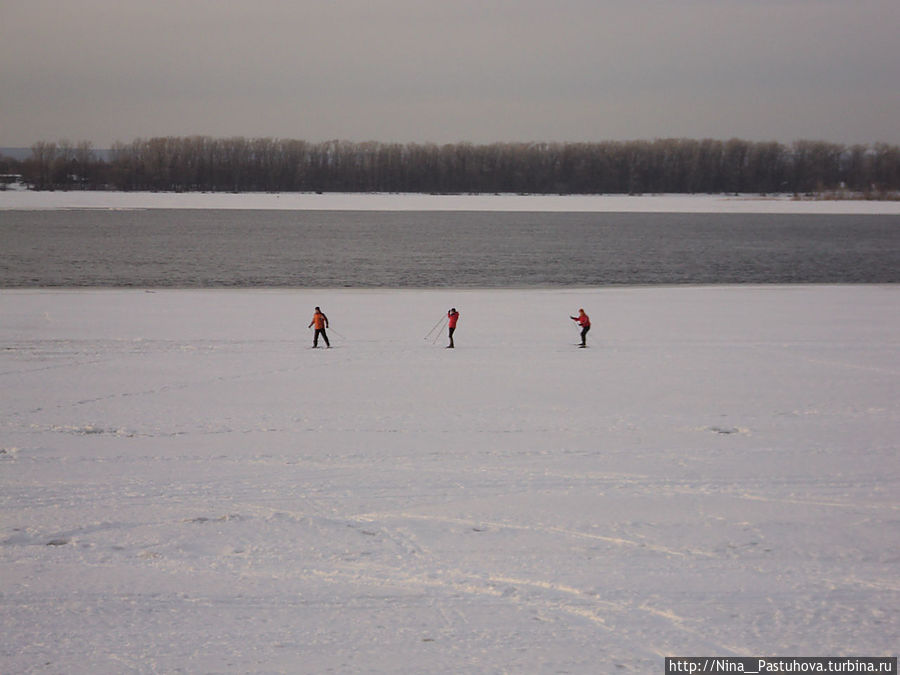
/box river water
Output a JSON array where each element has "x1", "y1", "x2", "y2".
[{"x1": 2, "y1": 209, "x2": 898, "y2": 287}]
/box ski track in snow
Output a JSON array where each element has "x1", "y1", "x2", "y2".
[
  {"x1": 1, "y1": 508, "x2": 741, "y2": 660},
  {"x1": 350, "y1": 511, "x2": 713, "y2": 559}
]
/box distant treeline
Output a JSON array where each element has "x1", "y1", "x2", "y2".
[{"x1": 4, "y1": 137, "x2": 900, "y2": 196}]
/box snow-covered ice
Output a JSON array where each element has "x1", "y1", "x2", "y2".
[
  {"x1": 3, "y1": 189, "x2": 900, "y2": 214},
  {"x1": 1, "y1": 285, "x2": 897, "y2": 673}
]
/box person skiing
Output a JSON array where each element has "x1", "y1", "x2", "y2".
[
  {"x1": 447, "y1": 308, "x2": 459, "y2": 348},
  {"x1": 570, "y1": 308, "x2": 590, "y2": 347},
  {"x1": 308, "y1": 306, "x2": 330, "y2": 348}
]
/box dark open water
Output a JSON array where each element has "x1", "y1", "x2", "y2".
[{"x1": 1, "y1": 209, "x2": 898, "y2": 287}]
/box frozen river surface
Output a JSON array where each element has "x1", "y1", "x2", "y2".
[{"x1": 1, "y1": 286, "x2": 897, "y2": 673}]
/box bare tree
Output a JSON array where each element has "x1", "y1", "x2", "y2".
[{"x1": 31, "y1": 135, "x2": 898, "y2": 195}]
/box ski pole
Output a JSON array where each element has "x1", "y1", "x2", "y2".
[
  {"x1": 424, "y1": 315, "x2": 447, "y2": 340},
  {"x1": 430, "y1": 317, "x2": 448, "y2": 345},
  {"x1": 328, "y1": 326, "x2": 347, "y2": 340}
]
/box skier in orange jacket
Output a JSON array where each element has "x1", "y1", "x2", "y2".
[
  {"x1": 570, "y1": 308, "x2": 590, "y2": 347},
  {"x1": 308, "y1": 307, "x2": 330, "y2": 348}
]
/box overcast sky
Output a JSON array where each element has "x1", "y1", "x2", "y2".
[{"x1": 1, "y1": 0, "x2": 898, "y2": 147}]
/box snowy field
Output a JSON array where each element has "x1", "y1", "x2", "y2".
[
  {"x1": 1, "y1": 285, "x2": 898, "y2": 673},
  {"x1": 3, "y1": 189, "x2": 900, "y2": 214}
]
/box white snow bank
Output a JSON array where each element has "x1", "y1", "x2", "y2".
[
  {"x1": 1, "y1": 286, "x2": 898, "y2": 672},
  {"x1": 3, "y1": 189, "x2": 900, "y2": 213}
]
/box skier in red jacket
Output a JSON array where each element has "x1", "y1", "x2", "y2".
[
  {"x1": 447, "y1": 308, "x2": 459, "y2": 348},
  {"x1": 570, "y1": 308, "x2": 590, "y2": 347}
]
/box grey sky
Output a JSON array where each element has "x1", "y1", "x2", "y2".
[{"x1": 2, "y1": 0, "x2": 898, "y2": 147}]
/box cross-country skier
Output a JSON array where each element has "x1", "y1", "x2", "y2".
[
  {"x1": 309, "y1": 306, "x2": 330, "y2": 348},
  {"x1": 447, "y1": 308, "x2": 460, "y2": 348},
  {"x1": 570, "y1": 308, "x2": 590, "y2": 347}
]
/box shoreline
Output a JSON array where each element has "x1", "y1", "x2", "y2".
[
  {"x1": 3, "y1": 281, "x2": 897, "y2": 291},
  {"x1": 4, "y1": 283, "x2": 897, "y2": 295},
  {"x1": 4, "y1": 190, "x2": 900, "y2": 214}
]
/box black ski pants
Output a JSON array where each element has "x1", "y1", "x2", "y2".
[{"x1": 313, "y1": 328, "x2": 330, "y2": 347}]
